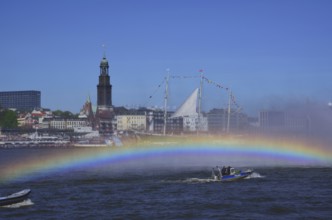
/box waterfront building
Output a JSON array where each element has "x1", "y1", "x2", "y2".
[
  {"x1": 17, "y1": 108, "x2": 52, "y2": 128},
  {"x1": 207, "y1": 108, "x2": 247, "y2": 134},
  {"x1": 147, "y1": 112, "x2": 154, "y2": 132},
  {"x1": 17, "y1": 113, "x2": 34, "y2": 128},
  {"x1": 49, "y1": 118, "x2": 88, "y2": 130},
  {"x1": 113, "y1": 107, "x2": 148, "y2": 132},
  {"x1": 259, "y1": 110, "x2": 285, "y2": 129},
  {"x1": 114, "y1": 107, "x2": 183, "y2": 134},
  {"x1": 116, "y1": 115, "x2": 147, "y2": 131},
  {"x1": 259, "y1": 110, "x2": 310, "y2": 135},
  {"x1": 284, "y1": 113, "x2": 309, "y2": 133},
  {"x1": 207, "y1": 108, "x2": 227, "y2": 133},
  {"x1": 0, "y1": 90, "x2": 41, "y2": 111},
  {"x1": 182, "y1": 116, "x2": 198, "y2": 132},
  {"x1": 152, "y1": 110, "x2": 183, "y2": 134},
  {"x1": 182, "y1": 115, "x2": 208, "y2": 132}
]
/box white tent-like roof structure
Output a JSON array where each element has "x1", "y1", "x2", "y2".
[{"x1": 171, "y1": 88, "x2": 199, "y2": 118}]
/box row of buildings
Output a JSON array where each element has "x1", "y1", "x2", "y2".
[
  {"x1": 6, "y1": 103, "x2": 315, "y2": 138},
  {"x1": 1, "y1": 55, "x2": 327, "y2": 138},
  {"x1": 10, "y1": 104, "x2": 246, "y2": 135}
]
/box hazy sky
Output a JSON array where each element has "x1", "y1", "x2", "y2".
[{"x1": 1, "y1": 0, "x2": 331, "y2": 115}]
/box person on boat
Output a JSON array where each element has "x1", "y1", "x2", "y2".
[
  {"x1": 227, "y1": 166, "x2": 231, "y2": 175},
  {"x1": 212, "y1": 167, "x2": 219, "y2": 180},
  {"x1": 212, "y1": 168, "x2": 216, "y2": 180},
  {"x1": 221, "y1": 166, "x2": 226, "y2": 176},
  {"x1": 216, "y1": 166, "x2": 222, "y2": 179}
]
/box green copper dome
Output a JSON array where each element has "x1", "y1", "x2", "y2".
[{"x1": 100, "y1": 57, "x2": 109, "y2": 66}]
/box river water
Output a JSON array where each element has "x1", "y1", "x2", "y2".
[{"x1": 1, "y1": 148, "x2": 331, "y2": 219}]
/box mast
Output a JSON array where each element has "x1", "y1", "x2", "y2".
[
  {"x1": 227, "y1": 89, "x2": 231, "y2": 133},
  {"x1": 197, "y1": 70, "x2": 204, "y2": 133},
  {"x1": 163, "y1": 70, "x2": 170, "y2": 136}
]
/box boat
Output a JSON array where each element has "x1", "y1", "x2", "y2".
[
  {"x1": 0, "y1": 189, "x2": 31, "y2": 206},
  {"x1": 73, "y1": 135, "x2": 123, "y2": 148},
  {"x1": 212, "y1": 166, "x2": 253, "y2": 182}
]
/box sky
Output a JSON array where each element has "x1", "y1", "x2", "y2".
[{"x1": 0, "y1": 0, "x2": 331, "y2": 116}]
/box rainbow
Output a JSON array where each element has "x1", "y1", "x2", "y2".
[{"x1": 1, "y1": 136, "x2": 331, "y2": 183}]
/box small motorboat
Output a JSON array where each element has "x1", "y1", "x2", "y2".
[
  {"x1": 212, "y1": 166, "x2": 253, "y2": 182},
  {"x1": 0, "y1": 189, "x2": 31, "y2": 206}
]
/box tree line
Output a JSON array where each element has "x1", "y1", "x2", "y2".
[{"x1": 0, "y1": 109, "x2": 18, "y2": 128}]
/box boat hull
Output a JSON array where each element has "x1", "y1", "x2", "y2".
[
  {"x1": 220, "y1": 171, "x2": 253, "y2": 182},
  {"x1": 0, "y1": 189, "x2": 31, "y2": 206}
]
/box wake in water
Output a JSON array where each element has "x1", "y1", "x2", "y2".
[
  {"x1": 246, "y1": 172, "x2": 265, "y2": 179},
  {"x1": 1, "y1": 199, "x2": 34, "y2": 208},
  {"x1": 161, "y1": 178, "x2": 218, "y2": 184},
  {"x1": 182, "y1": 178, "x2": 219, "y2": 183}
]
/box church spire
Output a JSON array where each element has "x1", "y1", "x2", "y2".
[
  {"x1": 102, "y1": 44, "x2": 106, "y2": 59},
  {"x1": 97, "y1": 53, "x2": 112, "y2": 107},
  {"x1": 99, "y1": 44, "x2": 109, "y2": 75},
  {"x1": 86, "y1": 94, "x2": 91, "y2": 103}
]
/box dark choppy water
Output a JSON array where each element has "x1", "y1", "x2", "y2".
[{"x1": 1, "y1": 149, "x2": 332, "y2": 219}]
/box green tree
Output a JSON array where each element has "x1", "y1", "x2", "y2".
[
  {"x1": 52, "y1": 110, "x2": 77, "y2": 119},
  {"x1": 0, "y1": 110, "x2": 18, "y2": 128}
]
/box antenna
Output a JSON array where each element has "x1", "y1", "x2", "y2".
[{"x1": 101, "y1": 44, "x2": 106, "y2": 58}]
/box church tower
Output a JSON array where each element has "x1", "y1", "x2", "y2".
[
  {"x1": 97, "y1": 55, "x2": 112, "y2": 106},
  {"x1": 96, "y1": 54, "x2": 114, "y2": 134}
]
